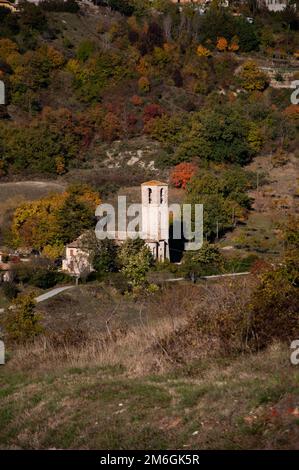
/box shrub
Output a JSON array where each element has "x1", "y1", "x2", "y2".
[
  {"x1": 248, "y1": 267, "x2": 299, "y2": 350},
  {"x1": 12, "y1": 260, "x2": 68, "y2": 289},
  {"x1": 138, "y1": 76, "x2": 150, "y2": 93},
  {"x1": 2, "y1": 293, "x2": 43, "y2": 343},
  {"x1": 238, "y1": 61, "x2": 270, "y2": 92},
  {"x1": 40, "y1": 0, "x2": 80, "y2": 13},
  {"x1": 1, "y1": 281, "x2": 19, "y2": 300},
  {"x1": 118, "y1": 238, "x2": 153, "y2": 288},
  {"x1": 181, "y1": 243, "x2": 224, "y2": 280}
]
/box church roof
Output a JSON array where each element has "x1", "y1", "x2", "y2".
[{"x1": 141, "y1": 180, "x2": 167, "y2": 186}]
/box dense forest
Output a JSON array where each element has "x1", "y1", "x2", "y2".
[{"x1": 0, "y1": 0, "x2": 298, "y2": 178}]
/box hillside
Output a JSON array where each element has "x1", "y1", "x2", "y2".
[
  {"x1": 0, "y1": 0, "x2": 299, "y2": 452},
  {"x1": 1, "y1": 297, "x2": 299, "y2": 449}
]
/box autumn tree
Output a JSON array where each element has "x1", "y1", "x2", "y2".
[
  {"x1": 138, "y1": 76, "x2": 150, "y2": 93},
  {"x1": 238, "y1": 61, "x2": 269, "y2": 92},
  {"x1": 216, "y1": 37, "x2": 228, "y2": 52},
  {"x1": 196, "y1": 44, "x2": 212, "y2": 57},
  {"x1": 11, "y1": 185, "x2": 100, "y2": 249},
  {"x1": 170, "y1": 162, "x2": 197, "y2": 189},
  {"x1": 100, "y1": 112, "x2": 121, "y2": 142},
  {"x1": 142, "y1": 103, "x2": 164, "y2": 124}
]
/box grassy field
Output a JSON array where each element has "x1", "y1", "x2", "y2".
[
  {"x1": 0, "y1": 280, "x2": 299, "y2": 450},
  {"x1": 0, "y1": 343, "x2": 298, "y2": 449}
]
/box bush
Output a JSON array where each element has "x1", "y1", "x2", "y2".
[
  {"x1": 238, "y1": 61, "x2": 270, "y2": 92},
  {"x1": 248, "y1": 267, "x2": 299, "y2": 350},
  {"x1": 107, "y1": 272, "x2": 130, "y2": 294},
  {"x1": 12, "y1": 260, "x2": 69, "y2": 289},
  {"x1": 181, "y1": 243, "x2": 224, "y2": 280},
  {"x1": 1, "y1": 281, "x2": 19, "y2": 300},
  {"x1": 40, "y1": 0, "x2": 80, "y2": 13},
  {"x1": 2, "y1": 293, "x2": 43, "y2": 343},
  {"x1": 118, "y1": 238, "x2": 153, "y2": 288}
]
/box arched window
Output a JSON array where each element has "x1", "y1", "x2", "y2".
[
  {"x1": 148, "y1": 188, "x2": 152, "y2": 204},
  {"x1": 160, "y1": 188, "x2": 164, "y2": 204}
]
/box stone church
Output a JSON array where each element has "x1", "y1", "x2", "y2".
[{"x1": 62, "y1": 180, "x2": 170, "y2": 276}]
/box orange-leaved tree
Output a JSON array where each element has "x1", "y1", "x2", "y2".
[
  {"x1": 170, "y1": 162, "x2": 198, "y2": 190},
  {"x1": 216, "y1": 37, "x2": 228, "y2": 52}
]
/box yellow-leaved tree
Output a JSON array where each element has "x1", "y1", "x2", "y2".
[
  {"x1": 11, "y1": 185, "x2": 100, "y2": 250},
  {"x1": 196, "y1": 45, "x2": 212, "y2": 57}
]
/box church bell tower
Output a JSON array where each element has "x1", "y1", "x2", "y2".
[{"x1": 141, "y1": 181, "x2": 170, "y2": 261}]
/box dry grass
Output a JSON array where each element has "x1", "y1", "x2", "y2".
[
  {"x1": 1, "y1": 341, "x2": 299, "y2": 449},
  {"x1": 6, "y1": 314, "x2": 187, "y2": 376},
  {"x1": 5, "y1": 278, "x2": 255, "y2": 375},
  {"x1": 1, "y1": 279, "x2": 299, "y2": 449}
]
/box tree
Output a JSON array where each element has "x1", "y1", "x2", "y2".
[
  {"x1": 100, "y1": 112, "x2": 121, "y2": 142},
  {"x1": 182, "y1": 242, "x2": 224, "y2": 279},
  {"x1": 170, "y1": 162, "x2": 197, "y2": 189},
  {"x1": 216, "y1": 37, "x2": 228, "y2": 52},
  {"x1": 1, "y1": 282, "x2": 19, "y2": 301},
  {"x1": 78, "y1": 230, "x2": 118, "y2": 275},
  {"x1": 238, "y1": 61, "x2": 269, "y2": 92},
  {"x1": 248, "y1": 264, "x2": 299, "y2": 350},
  {"x1": 118, "y1": 238, "x2": 153, "y2": 288},
  {"x1": 196, "y1": 44, "x2": 212, "y2": 57},
  {"x1": 175, "y1": 105, "x2": 255, "y2": 165},
  {"x1": 55, "y1": 194, "x2": 96, "y2": 244},
  {"x1": 2, "y1": 293, "x2": 43, "y2": 343},
  {"x1": 19, "y1": 2, "x2": 47, "y2": 32},
  {"x1": 142, "y1": 103, "x2": 164, "y2": 124},
  {"x1": 197, "y1": 7, "x2": 259, "y2": 53},
  {"x1": 185, "y1": 168, "x2": 253, "y2": 239},
  {"x1": 11, "y1": 185, "x2": 100, "y2": 249},
  {"x1": 138, "y1": 76, "x2": 150, "y2": 93}
]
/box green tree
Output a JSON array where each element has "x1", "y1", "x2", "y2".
[
  {"x1": 186, "y1": 168, "x2": 253, "y2": 239},
  {"x1": 175, "y1": 106, "x2": 254, "y2": 165},
  {"x1": 78, "y1": 231, "x2": 118, "y2": 275},
  {"x1": 55, "y1": 195, "x2": 95, "y2": 244},
  {"x1": 182, "y1": 242, "x2": 224, "y2": 279},
  {"x1": 118, "y1": 238, "x2": 153, "y2": 288}
]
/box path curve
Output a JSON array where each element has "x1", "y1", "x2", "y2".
[{"x1": 35, "y1": 286, "x2": 74, "y2": 303}]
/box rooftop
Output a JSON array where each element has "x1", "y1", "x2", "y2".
[{"x1": 141, "y1": 180, "x2": 168, "y2": 187}]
